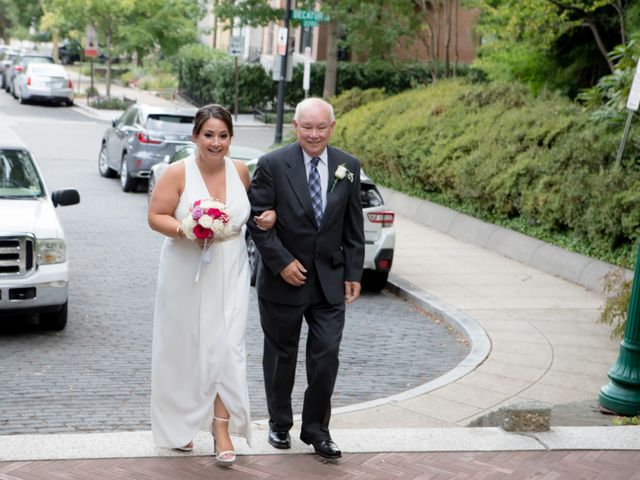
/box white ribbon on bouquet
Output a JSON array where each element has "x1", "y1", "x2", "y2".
[{"x1": 194, "y1": 238, "x2": 213, "y2": 282}]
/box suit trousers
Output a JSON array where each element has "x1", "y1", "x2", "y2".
[{"x1": 259, "y1": 275, "x2": 346, "y2": 442}]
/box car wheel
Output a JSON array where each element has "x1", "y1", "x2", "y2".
[
  {"x1": 120, "y1": 154, "x2": 137, "y2": 192},
  {"x1": 98, "y1": 144, "x2": 117, "y2": 178},
  {"x1": 246, "y1": 234, "x2": 259, "y2": 287},
  {"x1": 64, "y1": 98, "x2": 73, "y2": 106},
  {"x1": 39, "y1": 302, "x2": 68, "y2": 331},
  {"x1": 362, "y1": 270, "x2": 389, "y2": 293}
]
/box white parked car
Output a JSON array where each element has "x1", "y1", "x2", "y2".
[
  {"x1": 0, "y1": 140, "x2": 80, "y2": 330},
  {"x1": 14, "y1": 63, "x2": 74, "y2": 106}
]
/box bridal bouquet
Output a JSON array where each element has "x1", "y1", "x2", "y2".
[{"x1": 180, "y1": 198, "x2": 233, "y2": 281}]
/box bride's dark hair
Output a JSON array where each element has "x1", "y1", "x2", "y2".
[{"x1": 193, "y1": 104, "x2": 233, "y2": 137}]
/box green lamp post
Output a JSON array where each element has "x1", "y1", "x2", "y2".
[{"x1": 599, "y1": 244, "x2": 640, "y2": 415}]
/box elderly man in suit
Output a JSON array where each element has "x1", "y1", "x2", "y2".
[{"x1": 247, "y1": 98, "x2": 365, "y2": 459}]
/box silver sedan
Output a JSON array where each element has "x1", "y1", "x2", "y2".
[{"x1": 15, "y1": 63, "x2": 74, "y2": 106}]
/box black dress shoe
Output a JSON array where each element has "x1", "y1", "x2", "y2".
[
  {"x1": 268, "y1": 430, "x2": 291, "y2": 449},
  {"x1": 310, "y1": 439, "x2": 342, "y2": 459}
]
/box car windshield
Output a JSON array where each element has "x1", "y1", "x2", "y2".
[
  {"x1": 146, "y1": 114, "x2": 194, "y2": 133},
  {"x1": 23, "y1": 56, "x2": 54, "y2": 65},
  {"x1": 0, "y1": 149, "x2": 44, "y2": 198},
  {"x1": 30, "y1": 64, "x2": 67, "y2": 76},
  {"x1": 360, "y1": 183, "x2": 384, "y2": 208}
]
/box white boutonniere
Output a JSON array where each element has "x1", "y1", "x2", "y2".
[{"x1": 330, "y1": 163, "x2": 354, "y2": 193}]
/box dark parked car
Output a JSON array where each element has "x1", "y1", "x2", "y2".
[
  {"x1": 58, "y1": 40, "x2": 82, "y2": 65},
  {"x1": 0, "y1": 48, "x2": 17, "y2": 89},
  {"x1": 57, "y1": 39, "x2": 108, "y2": 64},
  {"x1": 98, "y1": 104, "x2": 198, "y2": 192}
]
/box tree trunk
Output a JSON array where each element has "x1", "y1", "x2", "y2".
[
  {"x1": 584, "y1": 19, "x2": 615, "y2": 73},
  {"x1": 433, "y1": 0, "x2": 441, "y2": 62},
  {"x1": 453, "y1": 0, "x2": 459, "y2": 76},
  {"x1": 323, "y1": 18, "x2": 338, "y2": 98},
  {"x1": 444, "y1": 0, "x2": 451, "y2": 78},
  {"x1": 51, "y1": 30, "x2": 60, "y2": 64},
  {"x1": 106, "y1": 31, "x2": 112, "y2": 98},
  {"x1": 613, "y1": 0, "x2": 626, "y2": 45}
]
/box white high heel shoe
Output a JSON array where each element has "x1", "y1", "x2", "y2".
[{"x1": 212, "y1": 416, "x2": 236, "y2": 467}]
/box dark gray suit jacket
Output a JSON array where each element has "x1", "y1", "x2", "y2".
[{"x1": 247, "y1": 142, "x2": 365, "y2": 306}]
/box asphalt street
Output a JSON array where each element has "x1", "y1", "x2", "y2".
[{"x1": 0, "y1": 95, "x2": 468, "y2": 435}]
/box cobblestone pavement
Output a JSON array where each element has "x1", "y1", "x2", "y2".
[{"x1": 0, "y1": 102, "x2": 468, "y2": 435}]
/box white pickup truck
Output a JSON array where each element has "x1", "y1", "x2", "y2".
[{"x1": 0, "y1": 138, "x2": 79, "y2": 330}]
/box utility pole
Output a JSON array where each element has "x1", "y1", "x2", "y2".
[{"x1": 274, "y1": 0, "x2": 291, "y2": 145}]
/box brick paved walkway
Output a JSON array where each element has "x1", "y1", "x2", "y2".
[{"x1": 3, "y1": 450, "x2": 640, "y2": 479}]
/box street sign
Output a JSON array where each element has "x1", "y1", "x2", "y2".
[
  {"x1": 291, "y1": 9, "x2": 330, "y2": 28},
  {"x1": 272, "y1": 54, "x2": 293, "y2": 82},
  {"x1": 277, "y1": 27, "x2": 288, "y2": 56},
  {"x1": 627, "y1": 59, "x2": 640, "y2": 111},
  {"x1": 228, "y1": 36, "x2": 244, "y2": 57},
  {"x1": 84, "y1": 24, "x2": 98, "y2": 58},
  {"x1": 303, "y1": 46, "x2": 311, "y2": 94}
]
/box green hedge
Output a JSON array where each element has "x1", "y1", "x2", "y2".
[
  {"x1": 332, "y1": 80, "x2": 640, "y2": 268},
  {"x1": 175, "y1": 44, "x2": 467, "y2": 111},
  {"x1": 176, "y1": 44, "x2": 274, "y2": 111}
]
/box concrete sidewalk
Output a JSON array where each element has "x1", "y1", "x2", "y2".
[{"x1": 70, "y1": 78, "x2": 267, "y2": 127}]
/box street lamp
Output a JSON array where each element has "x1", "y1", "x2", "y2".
[{"x1": 599, "y1": 243, "x2": 640, "y2": 416}]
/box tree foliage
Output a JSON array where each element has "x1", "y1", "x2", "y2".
[
  {"x1": 0, "y1": 0, "x2": 43, "y2": 41},
  {"x1": 41, "y1": 0, "x2": 202, "y2": 95},
  {"x1": 468, "y1": 0, "x2": 635, "y2": 97}
]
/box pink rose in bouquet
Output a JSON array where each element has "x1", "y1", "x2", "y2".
[{"x1": 180, "y1": 198, "x2": 233, "y2": 281}]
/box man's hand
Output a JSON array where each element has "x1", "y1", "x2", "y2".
[
  {"x1": 280, "y1": 259, "x2": 307, "y2": 286},
  {"x1": 254, "y1": 209, "x2": 276, "y2": 231},
  {"x1": 344, "y1": 281, "x2": 361, "y2": 304}
]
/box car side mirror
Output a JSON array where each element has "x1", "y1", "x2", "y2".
[
  {"x1": 112, "y1": 119, "x2": 118, "y2": 127},
  {"x1": 51, "y1": 188, "x2": 80, "y2": 207}
]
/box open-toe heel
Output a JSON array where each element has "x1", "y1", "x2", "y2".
[
  {"x1": 212, "y1": 416, "x2": 236, "y2": 467},
  {"x1": 173, "y1": 441, "x2": 193, "y2": 452}
]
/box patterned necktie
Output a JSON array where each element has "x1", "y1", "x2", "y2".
[{"x1": 308, "y1": 156, "x2": 323, "y2": 227}]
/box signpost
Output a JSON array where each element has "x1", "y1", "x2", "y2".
[
  {"x1": 84, "y1": 24, "x2": 99, "y2": 97},
  {"x1": 303, "y1": 47, "x2": 311, "y2": 98},
  {"x1": 228, "y1": 36, "x2": 244, "y2": 122},
  {"x1": 614, "y1": 58, "x2": 640, "y2": 169},
  {"x1": 274, "y1": 8, "x2": 329, "y2": 145}
]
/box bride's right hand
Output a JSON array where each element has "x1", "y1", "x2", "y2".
[{"x1": 254, "y1": 209, "x2": 276, "y2": 231}]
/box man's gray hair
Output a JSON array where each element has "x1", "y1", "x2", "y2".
[{"x1": 294, "y1": 98, "x2": 335, "y2": 122}]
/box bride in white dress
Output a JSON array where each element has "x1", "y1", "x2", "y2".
[{"x1": 147, "y1": 104, "x2": 274, "y2": 466}]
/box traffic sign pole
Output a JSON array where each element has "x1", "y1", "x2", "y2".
[{"x1": 274, "y1": 0, "x2": 291, "y2": 145}]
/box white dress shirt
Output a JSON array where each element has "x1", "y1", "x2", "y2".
[{"x1": 303, "y1": 150, "x2": 328, "y2": 212}]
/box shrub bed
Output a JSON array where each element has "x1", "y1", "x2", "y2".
[
  {"x1": 175, "y1": 44, "x2": 467, "y2": 111},
  {"x1": 332, "y1": 80, "x2": 640, "y2": 268}
]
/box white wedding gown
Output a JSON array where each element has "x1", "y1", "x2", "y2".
[{"x1": 151, "y1": 154, "x2": 251, "y2": 448}]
